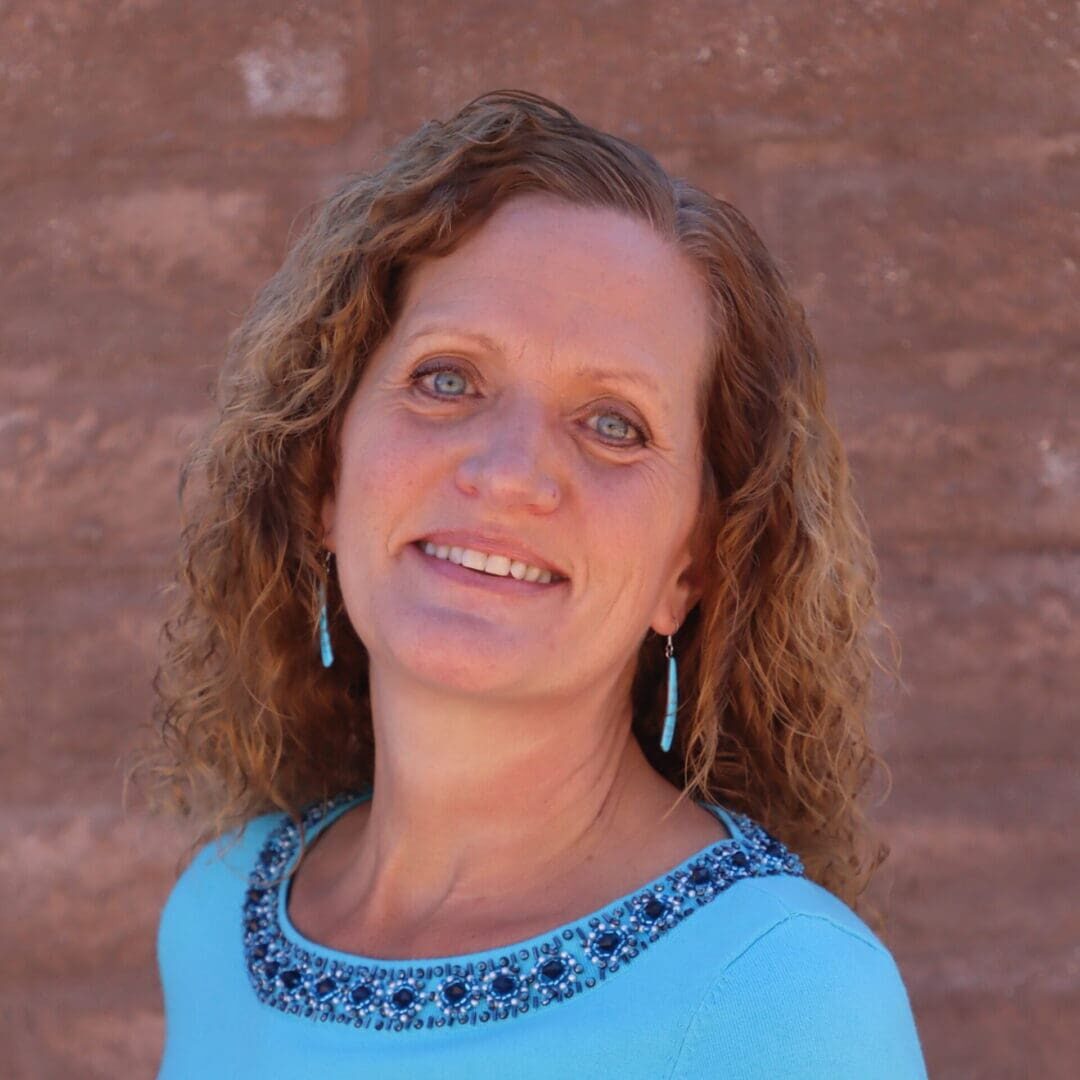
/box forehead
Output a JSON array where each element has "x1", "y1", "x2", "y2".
[{"x1": 389, "y1": 195, "x2": 713, "y2": 405}]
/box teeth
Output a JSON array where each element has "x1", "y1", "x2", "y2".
[
  {"x1": 421, "y1": 541, "x2": 558, "y2": 584},
  {"x1": 484, "y1": 554, "x2": 512, "y2": 577},
  {"x1": 461, "y1": 549, "x2": 487, "y2": 572}
]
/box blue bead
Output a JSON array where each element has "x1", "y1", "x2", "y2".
[
  {"x1": 643, "y1": 898, "x2": 665, "y2": 920},
  {"x1": 594, "y1": 931, "x2": 619, "y2": 954}
]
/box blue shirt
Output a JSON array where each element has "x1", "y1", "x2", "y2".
[{"x1": 157, "y1": 789, "x2": 928, "y2": 1078}]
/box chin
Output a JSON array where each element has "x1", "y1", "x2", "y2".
[{"x1": 375, "y1": 606, "x2": 536, "y2": 693}]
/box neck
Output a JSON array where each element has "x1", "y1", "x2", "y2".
[{"x1": 338, "y1": 658, "x2": 681, "y2": 929}]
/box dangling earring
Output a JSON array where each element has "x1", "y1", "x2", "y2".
[
  {"x1": 660, "y1": 631, "x2": 679, "y2": 752},
  {"x1": 317, "y1": 550, "x2": 334, "y2": 668}
]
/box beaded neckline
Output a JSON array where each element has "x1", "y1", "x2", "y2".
[{"x1": 243, "y1": 789, "x2": 805, "y2": 1033}]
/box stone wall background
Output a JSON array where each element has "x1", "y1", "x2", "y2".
[{"x1": 1, "y1": 2, "x2": 1076, "y2": 1077}]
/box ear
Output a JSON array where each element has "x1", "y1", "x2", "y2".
[{"x1": 649, "y1": 546, "x2": 702, "y2": 637}]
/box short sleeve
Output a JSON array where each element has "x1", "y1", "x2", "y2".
[{"x1": 668, "y1": 914, "x2": 929, "y2": 1080}]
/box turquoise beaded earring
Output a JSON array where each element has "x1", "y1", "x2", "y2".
[
  {"x1": 659, "y1": 630, "x2": 679, "y2": 752},
  {"x1": 317, "y1": 551, "x2": 334, "y2": 668}
]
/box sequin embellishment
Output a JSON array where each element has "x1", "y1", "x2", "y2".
[{"x1": 243, "y1": 791, "x2": 805, "y2": 1032}]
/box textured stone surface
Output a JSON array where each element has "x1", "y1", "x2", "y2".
[
  {"x1": 375, "y1": 1, "x2": 1079, "y2": 148},
  {"x1": 909, "y1": 989, "x2": 1080, "y2": 1080},
  {"x1": 868, "y1": 757, "x2": 1080, "y2": 1075},
  {"x1": 0, "y1": 811, "x2": 184, "y2": 980},
  {"x1": 753, "y1": 156, "x2": 1080, "y2": 358},
  {"x1": 0, "y1": 0, "x2": 366, "y2": 184},
  {"x1": 873, "y1": 548, "x2": 1080, "y2": 759},
  {"x1": 834, "y1": 351, "x2": 1080, "y2": 548},
  {"x1": 1, "y1": 567, "x2": 167, "y2": 809},
  {"x1": 4, "y1": 976, "x2": 164, "y2": 1080},
  {"x1": 0, "y1": 383, "x2": 205, "y2": 568},
  {"x1": 2, "y1": 1, "x2": 1077, "y2": 1077},
  {"x1": 875, "y1": 759, "x2": 1078, "y2": 964},
  {"x1": 0, "y1": 175, "x2": 285, "y2": 389}
]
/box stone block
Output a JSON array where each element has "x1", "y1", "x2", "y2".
[
  {"x1": 0, "y1": 371, "x2": 207, "y2": 568},
  {"x1": 2, "y1": 975, "x2": 164, "y2": 1080},
  {"x1": 872, "y1": 549, "x2": 1080, "y2": 760},
  {"x1": 831, "y1": 349, "x2": 1080, "y2": 548},
  {"x1": 0, "y1": 1, "x2": 367, "y2": 182},
  {"x1": 742, "y1": 156, "x2": 1079, "y2": 359},
  {"x1": 912, "y1": 988, "x2": 1079, "y2": 1080},
  {"x1": 0, "y1": 567, "x2": 167, "y2": 810},
  {"x1": 866, "y1": 758, "x2": 1079, "y2": 1076},
  {"x1": 0, "y1": 177, "x2": 281, "y2": 366},
  {"x1": 374, "y1": 1, "x2": 1076, "y2": 149},
  {"x1": 872, "y1": 761, "x2": 1077, "y2": 966},
  {"x1": 0, "y1": 809, "x2": 184, "y2": 981}
]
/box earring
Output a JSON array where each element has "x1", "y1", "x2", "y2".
[
  {"x1": 317, "y1": 551, "x2": 334, "y2": 668},
  {"x1": 660, "y1": 631, "x2": 679, "y2": 752}
]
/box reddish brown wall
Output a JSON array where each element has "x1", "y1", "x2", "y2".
[{"x1": 2, "y1": 2, "x2": 1076, "y2": 1076}]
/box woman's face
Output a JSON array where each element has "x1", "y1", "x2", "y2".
[{"x1": 322, "y1": 193, "x2": 712, "y2": 703}]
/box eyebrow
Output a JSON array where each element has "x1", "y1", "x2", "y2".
[{"x1": 401, "y1": 325, "x2": 664, "y2": 397}]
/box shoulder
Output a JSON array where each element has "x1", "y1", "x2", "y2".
[
  {"x1": 170, "y1": 809, "x2": 285, "y2": 892},
  {"x1": 668, "y1": 875, "x2": 929, "y2": 1079},
  {"x1": 723, "y1": 870, "x2": 889, "y2": 953},
  {"x1": 157, "y1": 810, "x2": 285, "y2": 964}
]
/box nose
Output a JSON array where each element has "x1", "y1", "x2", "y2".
[{"x1": 454, "y1": 394, "x2": 561, "y2": 513}]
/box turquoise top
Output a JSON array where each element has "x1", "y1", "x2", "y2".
[{"x1": 157, "y1": 788, "x2": 928, "y2": 1078}]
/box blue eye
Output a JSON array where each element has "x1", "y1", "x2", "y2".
[
  {"x1": 412, "y1": 364, "x2": 472, "y2": 397},
  {"x1": 410, "y1": 361, "x2": 649, "y2": 448},
  {"x1": 430, "y1": 369, "x2": 468, "y2": 396},
  {"x1": 410, "y1": 362, "x2": 475, "y2": 401},
  {"x1": 587, "y1": 411, "x2": 647, "y2": 446}
]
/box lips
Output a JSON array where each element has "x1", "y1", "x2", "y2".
[
  {"x1": 412, "y1": 544, "x2": 566, "y2": 595},
  {"x1": 412, "y1": 529, "x2": 569, "y2": 581}
]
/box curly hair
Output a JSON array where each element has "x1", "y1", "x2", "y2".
[{"x1": 133, "y1": 89, "x2": 900, "y2": 935}]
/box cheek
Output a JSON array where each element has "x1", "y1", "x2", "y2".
[
  {"x1": 578, "y1": 469, "x2": 687, "y2": 580},
  {"x1": 333, "y1": 407, "x2": 456, "y2": 552}
]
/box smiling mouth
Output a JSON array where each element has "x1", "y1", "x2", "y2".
[{"x1": 413, "y1": 541, "x2": 567, "y2": 586}]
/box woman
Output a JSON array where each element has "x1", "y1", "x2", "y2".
[{"x1": 147, "y1": 90, "x2": 928, "y2": 1077}]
